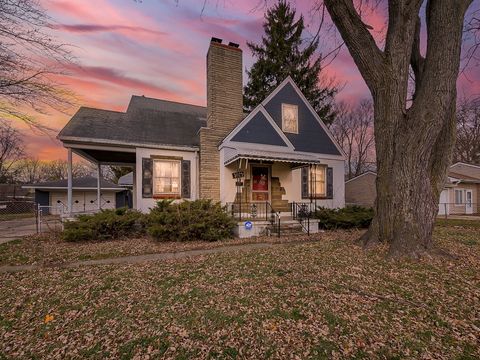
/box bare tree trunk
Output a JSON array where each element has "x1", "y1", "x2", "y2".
[{"x1": 325, "y1": 0, "x2": 472, "y2": 258}]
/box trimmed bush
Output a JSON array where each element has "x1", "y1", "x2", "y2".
[
  {"x1": 147, "y1": 199, "x2": 236, "y2": 242},
  {"x1": 62, "y1": 208, "x2": 146, "y2": 242},
  {"x1": 314, "y1": 205, "x2": 373, "y2": 230}
]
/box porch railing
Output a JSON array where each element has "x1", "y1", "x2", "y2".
[
  {"x1": 225, "y1": 201, "x2": 281, "y2": 237},
  {"x1": 266, "y1": 201, "x2": 281, "y2": 238},
  {"x1": 291, "y1": 201, "x2": 315, "y2": 235}
]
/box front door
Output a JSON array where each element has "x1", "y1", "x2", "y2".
[
  {"x1": 465, "y1": 190, "x2": 473, "y2": 214},
  {"x1": 251, "y1": 166, "x2": 270, "y2": 202}
]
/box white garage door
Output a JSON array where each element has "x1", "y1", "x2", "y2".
[
  {"x1": 50, "y1": 192, "x2": 67, "y2": 215},
  {"x1": 50, "y1": 191, "x2": 116, "y2": 215}
]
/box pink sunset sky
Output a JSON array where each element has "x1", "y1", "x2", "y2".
[{"x1": 19, "y1": 0, "x2": 480, "y2": 161}]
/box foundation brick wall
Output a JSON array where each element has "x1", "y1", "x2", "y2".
[{"x1": 199, "y1": 40, "x2": 243, "y2": 201}]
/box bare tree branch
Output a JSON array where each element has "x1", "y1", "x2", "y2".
[
  {"x1": 324, "y1": 0, "x2": 386, "y2": 94},
  {"x1": 0, "y1": 0, "x2": 76, "y2": 132}
]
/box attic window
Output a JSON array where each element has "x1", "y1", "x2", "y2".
[{"x1": 282, "y1": 103, "x2": 298, "y2": 134}]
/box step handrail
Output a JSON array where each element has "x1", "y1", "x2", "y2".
[
  {"x1": 291, "y1": 201, "x2": 312, "y2": 235},
  {"x1": 226, "y1": 201, "x2": 281, "y2": 237},
  {"x1": 265, "y1": 201, "x2": 281, "y2": 237}
]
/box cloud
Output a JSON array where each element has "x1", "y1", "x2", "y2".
[
  {"x1": 63, "y1": 64, "x2": 188, "y2": 102},
  {"x1": 52, "y1": 24, "x2": 168, "y2": 37}
]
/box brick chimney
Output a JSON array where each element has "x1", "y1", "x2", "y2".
[{"x1": 199, "y1": 38, "x2": 243, "y2": 201}]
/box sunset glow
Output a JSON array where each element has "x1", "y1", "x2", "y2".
[{"x1": 17, "y1": 0, "x2": 479, "y2": 160}]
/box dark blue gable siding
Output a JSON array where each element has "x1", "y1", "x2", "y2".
[
  {"x1": 231, "y1": 111, "x2": 288, "y2": 147},
  {"x1": 263, "y1": 82, "x2": 341, "y2": 155}
]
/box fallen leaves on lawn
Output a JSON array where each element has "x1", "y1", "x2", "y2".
[{"x1": 0, "y1": 225, "x2": 479, "y2": 359}]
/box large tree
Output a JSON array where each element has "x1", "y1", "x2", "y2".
[
  {"x1": 244, "y1": 0, "x2": 337, "y2": 123},
  {"x1": 324, "y1": 0, "x2": 474, "y2": 257}
]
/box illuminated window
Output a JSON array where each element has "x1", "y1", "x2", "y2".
[
  {"x1": 282, "y1": 103, "x2": 298, "y2": 133},
  {"x1": 308, "y1": 166, "x2": 326, "y2": 197},
  {"x1": 153, "y1": 160, "x2": 180, "y2": 195}
]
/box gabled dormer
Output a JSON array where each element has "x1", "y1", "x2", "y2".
[
  {"x1": 220, "y1": 76, "x2": 344, "y2": 158},
  {"x1": 262, "y1": 76, "x2": 343, "y2": 155}
]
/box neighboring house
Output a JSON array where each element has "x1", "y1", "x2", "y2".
[
  {"x1": 57, "y1": 38, "x2": 346, "y2": 217},
  {"x1": 0, "y1": 184, "x2": 33, "y2": 201},
  {"x1": 442, "y1": 162, "x2": 480, "y2": 215},
  {"x1": 23, "y1": 177, "x2": 130, "y2": 215},
  {"x1": 345, "y1": 171, "x2": 377, "y2": 207},
  {"x1": 345, "y1": 162, "x2": 480, "y2": 215},
  {"x1": 118, "y1": 172, "x2": 133, "y2": 188}
]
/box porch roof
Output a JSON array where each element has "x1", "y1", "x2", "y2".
[{"x1": 224, "y1": 148, "x2": 321, "y2": 166}]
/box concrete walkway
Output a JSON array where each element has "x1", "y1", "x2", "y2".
[
  {"x1": 0, "y1": 241, "x2": 284, "y2": 273},
  {"x1": 0, "y1": 217, "x2": 37, "y2": 245}
]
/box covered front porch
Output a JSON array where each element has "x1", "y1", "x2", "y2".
[
  {"x1": 221, "y1": 148, "x2": 332, "y2": 214},
  {"x1": 63, "y1": 143, "x2": 136, "y2": 215}
]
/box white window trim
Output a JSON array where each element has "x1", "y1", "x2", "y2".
[
  {"x1": 281, "y1": 103, "x2": 299, "y2": 134},
  {"x1": 153, "y1": 159, "x2": 181, "y2": 196}
]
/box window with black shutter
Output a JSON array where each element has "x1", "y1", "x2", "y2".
[
  {"x1": 181, "y1": 160, "x2": 191, "y2": 198},
  {"x1": 301, "y1": 165, "x2": 334, "y2": 199},
  {"x1": 142, "y1": 158, "x2": 153, "y2": 198}
]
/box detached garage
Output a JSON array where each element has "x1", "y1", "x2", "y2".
[{"x1": 23, "y1": 176, "x2": 131, "y2": 215}]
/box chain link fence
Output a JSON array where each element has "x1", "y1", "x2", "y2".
[
  {"x1": 0, "y1": 201, "x2": 39, "y2": 241},
  {"x1": 438, "y1": 202, "x2": 479, "y2": 219}
]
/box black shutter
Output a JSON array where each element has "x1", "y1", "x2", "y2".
[
  {"x1": 181, "y1": 159, "x2": 191, "y2": 198},
  {"x1": 326, "y1": 167, "x2": 333, "y2": 199},
  {"x1": 301, "y1": 166, "x2": 309, "y2": 199},
  {"x1": 142, "y1": 158, "x2": 153, "y2": 198}
]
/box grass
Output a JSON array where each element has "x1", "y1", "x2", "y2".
[
  {"x1": 0, "y1": 221, "x2": 479, "y2": 359},
  {"x1": 2, "y1": 217, "x2": 479, "y2": 268}
]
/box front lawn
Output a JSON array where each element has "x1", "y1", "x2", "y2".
[{"x1": 0, "y1": 221, "x2": 479, "y2": 359}]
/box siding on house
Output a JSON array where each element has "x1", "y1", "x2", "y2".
[
  {"x1": 135, "y1": 147, "x2": 198, "y2": 213},
  {"x1": 448, "y1": 184, "x2": 479, "y2": 215},
  {"x1": 345, "y1": 172, "x2": 376, "y2": 207},
  {"x1": 263, "y1": 82, "x2": 341, "y2": 155}
]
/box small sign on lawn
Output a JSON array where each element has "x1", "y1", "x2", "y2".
[{"x1": 244, "y1": 221, "x2": 253, "y2": 230}]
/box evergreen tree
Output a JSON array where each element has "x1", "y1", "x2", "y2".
[{"x1": 244, "y1": 1, "x2": 336, "y2": 124}]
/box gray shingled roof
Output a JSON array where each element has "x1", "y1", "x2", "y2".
[
  {"x1": 23, "y1": 176, "x2": 125, "y2": 190},
  {"x1": 58, "y1": 96, "x2": 207, "y2": 148}
]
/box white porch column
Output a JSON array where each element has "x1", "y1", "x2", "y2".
[
  {"x1": 67, "y1": 148, "x2": 73, "y2": 214},
  {"x1": 97, "y1": 163, "x2": 102, "y2": 210}
]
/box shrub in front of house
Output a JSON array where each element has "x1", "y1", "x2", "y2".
[
  {"x1": 62, "y1": 208, "x2": 147, "y2": 242},
  {"x1": 314, "y1": 205, "x2": 373, "y2": 230},
  {"x1": 147, "y1": 199, "x2": 236, "y2": 242}
]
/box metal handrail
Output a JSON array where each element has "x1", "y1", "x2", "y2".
[
  {"x1": 291, "y1": 201, "x2": 312, "y2": 235},
  {"x1": 266, "y1": 201, "x2": 281, "y2": 237},
  {"x1": 226, "y1": 201, "x2": 281, "y2": 237}
]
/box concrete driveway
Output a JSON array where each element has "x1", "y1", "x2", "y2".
[{"x1": 0, "y1": 217, "x2": 37, "y2": 244}]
